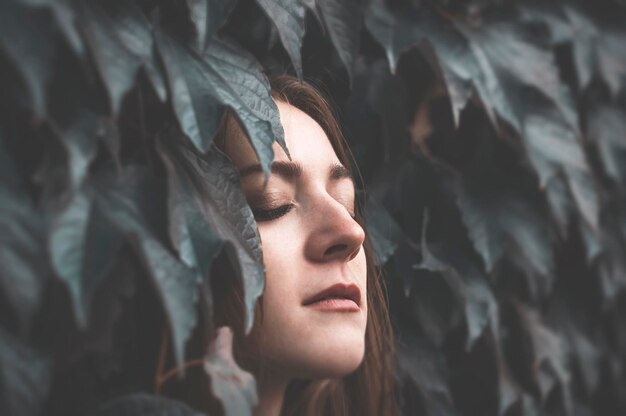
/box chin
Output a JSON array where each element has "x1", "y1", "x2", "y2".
[{"x1": 289, "y1": 334, "x2": 366, "y2": 379}]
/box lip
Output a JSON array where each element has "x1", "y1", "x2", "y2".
[{"x1": 302, "y1": 283, "x2": 361, "y2": 312}]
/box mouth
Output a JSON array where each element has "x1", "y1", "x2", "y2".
[{"x1": 302, "y1": 283, "x2": 361, "y2": 310}]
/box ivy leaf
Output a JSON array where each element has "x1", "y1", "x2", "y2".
[
  {"x1": 0, "y1": 327, "x2": 52, "y2": 416},
  {"x1": 396, "y1": 331, "x2": 459, "y2": 416},
  {"x1": 172, "y1": 145, "x2": 264, "y2": 334},
  {"x1": 94, "y1": 166, "x2": 200, "y2": 366},
  {"x1": 95, "y1": 393, "x2": 205, "y2": 416},
  {"x1": 47, "y1": 184, "x2": 124, "y2": 327},
  {"x1": 417, "y1": 211, "x2": 498, "y2": 350},
  {"x1": 204, "y1": 327, "x2": 258, "y2": 416},
  {"x1": 364, "y1": 195, "x2": 403, "y2": 266},
  {"x1": 155, "y1": 27, "x2": 225, "y2": 153},
  {"x1": 20, "y1": 0, "x2": 84, "y2": 55},
  {"x1": 186, "y1": 0, "x2": 237, "y2": 52},
  {"x1": 586, "y1": 104, "x2": 626, "y2": 185},
  {"x1": 202, "y1": 38, "x2": 288, "y2": 171},
  {"x1": 255, "y1": 0, "x2": 306, "y2": 79},
  {"x1": 0, "y1": 187, "x2": 47, "y2": 334},
  {"x1": 157, "y1": 133, "x2": 224, "y2": 280},
  {"x1": 79, "y1": 0, "x2": 167, "y2": 112},
  {"x1": 0, "y1": 1, "x2": 58, "y2": 117},
  {"x1": 315, "y1": 0, "x2": 362, "y2": 84},
  {"x1": 156, "y1": 33, "x2": 286, "y2": 174}
]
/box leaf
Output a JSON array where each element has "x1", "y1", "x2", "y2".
[
  {"x1": 396, "y1": 331, "x2": 460, "y2": 416},
  {"x1": 78, "y1": 0, "x2": 167, "y2": 112},
  {"x1": 186, "y1": 0, "x2": 237, "y2": 51},
  {"x1": 316, "y1": 0, "x2": 362, "y2": 84},
  {"x1": 0, "y1": 185, "x2": 47, "y2": 334},
  {"x1": 0, "y1": 1, "x2": 58, "y2": 116},
  {"x1": 95, "y1": 393, "x2": 205, "y2": 416},
  {"x1": 155, "y1": 27, "x2": 225, "y2": 153},
  {"x1": 204, "y1": 327, "x2": 257, "y2": 416},
  {"x1": 156, "y1": 33, "x2": 286, "y2": 174},
  {"x1": 0, "y1": 326, "x2": 52, "y2": 416},
  {"x1": 20, "y1": 0, "x2": 84, "y2": 55},
  {"x1": 255, "y1": 0, "x2": 306, "y2": 79},
  {"x1": 157, "y1": 133, "x2": 224, "y2": 279},
  {"x1": 94, "y1": 166, "x2": 201, "y2": 366},
  {"x1": 202, "y1": 38, "x2": 288, "y2": 171},
  {"x1": 586, "y1": 104, "x2": 626, "y2": 185},
  {"x1": 47, "y1": 184, "x2": 124, "y2": 327},
  {"x1": 172, "y1": 144, "x2": 264, "y2": 334},
  {"x1": 364, "y1": 194, "x2": 403, "y2": 266},
  {"x1": 417, "y1": 211, "x2": 498, "y2": 350}
]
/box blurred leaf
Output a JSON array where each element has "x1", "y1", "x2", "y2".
[
  {"x1": 396, "y1": 331, "x2": 459, "y2": 416},
  {"x1": 94, "y1": 166, "x2": 200, "y2": 366},
  {"x1": 95, "y1": 393, "x2": 205, "y2": 416},
  {"x1": 364, "y1": 194, "x2": 404, "y2": 266},
  {"x1": 78, "y1": 0, "x2": 167, "y2": 112},
  {"x1": 204, "y1": 327, "x2": 257, "y2": 416},
  {"x1": 186, "y1": 0, "x2": 237, "y2": 51},
  {"x1": 20, "y1": 0, "x2": 84, "y2": 55},
  {"x1": 0, "y1": 1, "x2": 58, "y2": 116},
  {"x1": 316, "y1": 0, "x2": 362, "y2": 84},
  {"x1": 586, "y1": 104, "x2": 626, "y2": 185},
  {"x1": 0, "y1": 326, "x2": 52, "y2": 416},
  {"x1": 255, "y1": 0, "x2": 306, "y2": 79}
]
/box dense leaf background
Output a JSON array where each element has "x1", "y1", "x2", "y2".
[{"x1": 1, "y1": 0, "x2": 625, "y2": 415}]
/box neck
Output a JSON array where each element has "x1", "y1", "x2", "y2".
[{"x1": 254, "y1": 371, "x2": 290, "y2": 416}]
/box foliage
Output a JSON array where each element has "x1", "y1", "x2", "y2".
[{"x1": 0, "y1": 0, "x2": 625, "y2": 415}]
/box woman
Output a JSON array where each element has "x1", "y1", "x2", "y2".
[{"x1": 166, "y1": 75, "x2": 397, "y2": 416}]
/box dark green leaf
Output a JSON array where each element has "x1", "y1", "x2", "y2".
[
  {"x1": 255, "y1": 0, "x2": 306, "y2": 79},
  {"x1": 0, "y1": 185, "x2": 47, "y2": 333},
  {"x1": 586, "y1": 104, "x2": 626, "y2": 185},
  {"x1": 186, "y1": 0, "x2": 237, "y2": 51},
  {"x1": 172, "y1": 144, "x2": 264, "y2": 333},
  {"x1": 0, "y1": 327, "x2": 52, "y2": 416},
  {"x1": 204, "y1": 327, "x2": 257, "y2": 416},
  {"x1": 95, "y1": 166, "x2": 200, "y2": 366},
  {"x1": 364, "y1": 195, "x2": 403, "y2": 266},
  {"x1": 155, "y1": 27, "x2": 225, "y2": 153},
  {"x1": 316, "y1": 0, "x2": 361, "y2": 84},
  {"x1": 79, "y1": 0, "x2": 167, "y2": 112},
  {"x1": 20, "y1": 0, "x2": 84, "y2": 55},
  {"x1": 94, "y1": 393, "x2": 205, "y2": 416},
  {"x1": 0, "y1": 1, "x2": 58, "y2": 116}
]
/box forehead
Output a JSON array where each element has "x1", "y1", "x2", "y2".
[{"x1": 221, "y1": 100, "x2": 341, "y2": 170}]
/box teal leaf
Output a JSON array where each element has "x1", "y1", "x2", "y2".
[
  {"x1": 47, "y1": 184, "x2": 124, "y2": 327},
  {"x1": 204, "y1": 327, "x2": 258, "y2": 416},
  {"x1": 255, "y1": 0, "x2": 306, "y2": 79},
  {"x1": 172, "y1": 144, "x2": 264, "y2": 333},
  {"x1": 202, "y1": 38, "x2": 288, "y2": 172},
  {"x1": 155, "y1": 27, "x2": 225, "y2": 152},
  {"x1": 0, "y1": 185, "x2": 47, "y2": 334},
  {"x1": 95, "y1": 393, "x2": 205, "y2": 416},
  {"x1": 79, "y1": 0, "x2": 167, "y2": 112},
  {"x1": 316, "y1": 0, "x2": 362, "y2": 84},
  {"x1": 0, "y1": 1, "x2": 58, "y2": 116},
  {"x1": 186, "y1": 0, "x2": 237, "y2": 51},
  {"x1": 95, "y1": 166, "x2": 201, "y2": 366},
  {"x1": 364, "y1": 195, "x2": 403, "y2": 266},
  {"x1": 0, "y1": 327, "x2": 52, "y2": 416}
]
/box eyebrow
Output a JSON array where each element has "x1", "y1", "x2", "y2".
[{"x1": 239, "y1": 161, "x2": 353, "y2": 182}]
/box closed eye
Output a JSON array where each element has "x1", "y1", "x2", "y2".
[{"x1": 252, "y1": 203, "x2": 295, "y2": 222}]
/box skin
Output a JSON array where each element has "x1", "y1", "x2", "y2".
[{"x1": 221, "y1": 100, "x2": 368, "y2": 415}]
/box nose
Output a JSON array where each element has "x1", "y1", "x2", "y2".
[{"x1": 304, "y1": 194, "x2": 365, "y2": 263}]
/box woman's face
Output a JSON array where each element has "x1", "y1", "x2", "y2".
[{"x1": 223, "y1": 100, "x2": 367, "y2": 380}]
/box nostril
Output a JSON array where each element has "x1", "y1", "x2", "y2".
[{"x1": 324, "y1": 243, "x2": 347, "y2": 256}]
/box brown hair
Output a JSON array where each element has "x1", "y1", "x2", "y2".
[{"x1": 159, "y1": 75, "x2": 397, "y2": 415}]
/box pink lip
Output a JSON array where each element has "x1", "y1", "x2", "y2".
[{"x1": 302, "y1": 283, "x2": 361, "y2": 312}]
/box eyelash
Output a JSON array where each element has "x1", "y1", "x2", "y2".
[{"x1": 252, "y1": 203, "x2": 295, "y2": 222}]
